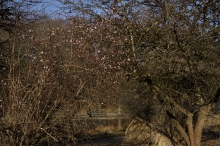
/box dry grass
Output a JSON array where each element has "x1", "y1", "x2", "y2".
[
  {"x1": 205, "y1": 114, "x2": 220, "y2": 127},
  {"x1": 87, "y1": 125, "x2": 124, "y2": 135},
  {"x1": 125, "y1": 117, "x2": 173, "y2": 146}
]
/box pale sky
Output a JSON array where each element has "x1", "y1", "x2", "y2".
[{"x1": 26, "y1": 1, "x2": 71, "y2": 19}]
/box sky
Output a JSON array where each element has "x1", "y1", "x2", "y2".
[
  {"x1": 13, "y1": 0, "x2": 70, "y2": 19},
  {"x1": 29, "y1": 1, "x2": 103, "y2": 19},
  {"x1": 31, "y1": 1, "x2": 67, "y2": 18}
]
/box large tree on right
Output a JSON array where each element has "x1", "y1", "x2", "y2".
[
  {"x1": 124, "y1": 0, "x2": 220, "y2": 146},
  {"x1": 59, "y1": 0, "x2": 219, "y2": 145}
]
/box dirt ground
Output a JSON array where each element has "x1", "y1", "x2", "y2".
[
  {"x1": 75, "y1": 133, "x2": 125, "y2": 146},
  {"x1": 202, "y1": 127, "x2": 220, "y2": 146},
  {"x1": 76, "y1": 127, "x2": 220, "y2": 146}
]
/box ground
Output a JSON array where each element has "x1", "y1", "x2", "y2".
[{"x1": 76, "y1": 127, "x2": 220, "y2": 146}]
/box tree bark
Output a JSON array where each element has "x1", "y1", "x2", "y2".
[
  {"x1": 171, "y1": 118, "x2": 190, "y2": 146},
  {"x1": 151, "y1": 85, "x2": 220, "y2": 146},
  {"x1": 194, "y1": 105, "x2": 211, "y2": 146},
  {"x1": 187, "y1": 114, "x2": 196, "y2": 146}
]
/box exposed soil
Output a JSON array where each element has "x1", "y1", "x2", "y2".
[
  {"x1": 76, "y1": 127, "x2": 220, "y2": 146},
  {"x1": 75, "y1": 133, "x2": 126, "y2": 146},
  {"x1": 202, "y1": 127, "x2": 220, "y2": 146}
]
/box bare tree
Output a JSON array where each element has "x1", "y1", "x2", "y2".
[
  {"x1": 0, "y1": 12, "x2": 126, "y2": 144},
  {"x1": 59, "y1": 0, "x2": 220, "y2": 145}
]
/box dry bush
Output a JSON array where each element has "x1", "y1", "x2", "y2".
[
  {"x1": 205, "y1": 114, "x2": 220, "y2": 127},
  {"x1": 0, "y1": 71, "x2": 89, "y2": 145},
  {"x1": 0, "y1": 20, "x2": 90, "y2": 145},
  {"x1": 87, "y1": 125, "x2": 124, "y2": 135},
  {"x1": 125, "y1": 117, "x2": 174, "y2": 146},
  {"x1": 0, "y1": 16, "x2": 126, "y2": 145},
  {"x1": 0, "y1": 61, "x2": 85, "y2": 145}
]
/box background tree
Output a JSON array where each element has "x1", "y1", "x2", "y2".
[{"x1": 0, "y1": 0, "x2": 44, "y2": 99}]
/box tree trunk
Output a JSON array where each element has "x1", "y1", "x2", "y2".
[
  {"x1": 187, "y1": 114, "x2": 196, "y2": 146},
  {"x1": 194, "y1": 105, "x2": 212, "y2": 146}
]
